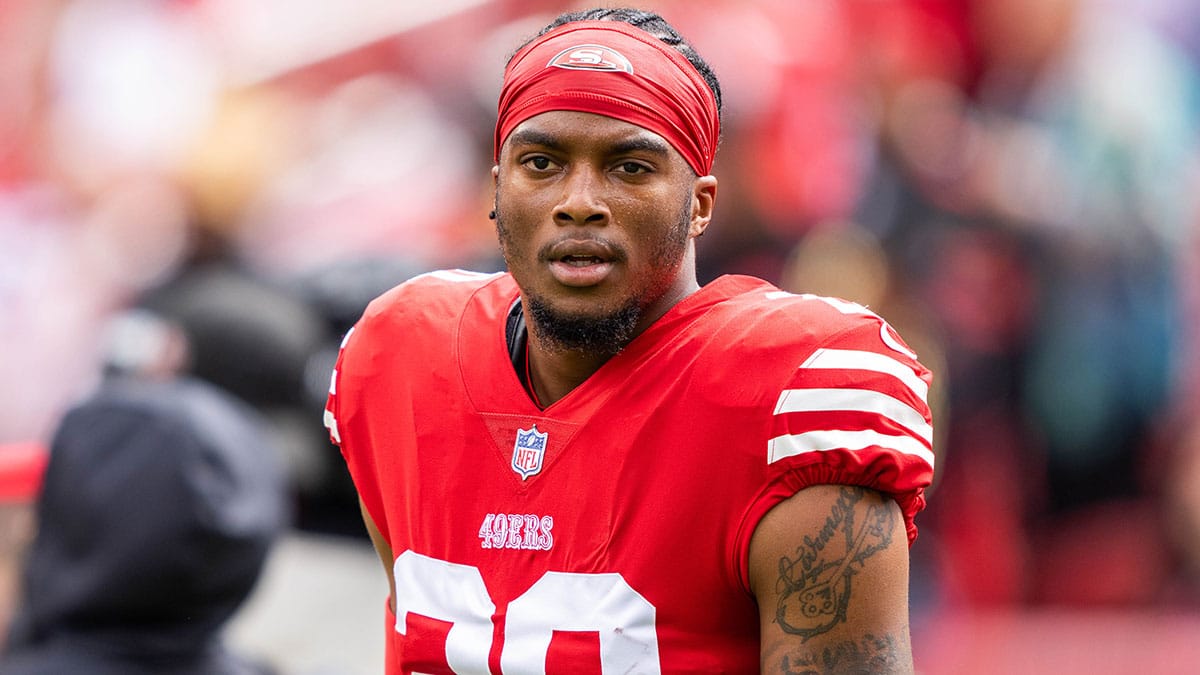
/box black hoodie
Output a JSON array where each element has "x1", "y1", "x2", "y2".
[{"x1": 1, "y1": 376, "x2": 286, "y2": 674}]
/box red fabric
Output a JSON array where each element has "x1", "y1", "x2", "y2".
[
  {"x1": 325, "y1": 271, "x2": 934, "y2": 672},
  {"x1": 494, "y1": 21, "x2": 720, "y2": 175},
  {"x1": 0, "y1": 442, "x2": 48, "y2": 503}
]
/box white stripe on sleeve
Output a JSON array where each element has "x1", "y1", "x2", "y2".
[
  {"x1": 324, "y1": 409, "x2": 341, "y2": 444},
  {"x1": 774, "y1": 388, "x2": 933, "y2": 445},
  {"x1": 800, "y1": 348, "x2": 929, "y2": 402},
  {"x1": 768, "y1": 429, "x2": 935, "y2": 468}
]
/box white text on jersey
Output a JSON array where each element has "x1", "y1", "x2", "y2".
[{"x1": 478, "y1": 513, "x2": 554, "y2": 551}]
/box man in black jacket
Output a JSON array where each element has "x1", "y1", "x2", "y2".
[{"x1": 1, "y1": 373, "x2": 286, "y2": 674}]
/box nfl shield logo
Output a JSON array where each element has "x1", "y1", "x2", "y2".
[{"x1": 511, "y1": 425, "x2": 548, "y2": 480}]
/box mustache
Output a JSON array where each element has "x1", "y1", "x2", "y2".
[{"x1": 538, "y1": 234, "x2": 627, "y2": 263}]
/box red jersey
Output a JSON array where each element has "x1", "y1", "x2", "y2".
[{"x1": 325, "y1": 270, "x2": 934, "y2": 674}]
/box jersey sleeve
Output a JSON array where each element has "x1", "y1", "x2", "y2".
[
  {"x1": 323, "y1": 327, "x2": 353, "y2": 450},
  {"x1": 757, "y1": 303, "x2": 935, "y2": 546},
  {"x1": 323, "y1": 323, "x2": 391, "y2": 538}
]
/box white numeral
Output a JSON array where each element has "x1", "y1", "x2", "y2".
[
  {"x1": 393, "y1": 553, "x2": 660, "y2": 673},
  {"x1": 503, "y1": 572, "x2": 660, "y2": 674},
  {"x1": 393, "y1": 551, "x2": 495, "y2": 674}
]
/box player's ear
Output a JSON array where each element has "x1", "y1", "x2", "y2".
[
  {"x1": 491, "y1": 165, "x2": 500, "y2": 217},
  {"x1": 689, "y1": 175, "x2": 717, "y2": 238}
]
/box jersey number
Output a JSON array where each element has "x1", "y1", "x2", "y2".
[{"x1": 394, "y1": 550, "x2": 661, "y2": 674}]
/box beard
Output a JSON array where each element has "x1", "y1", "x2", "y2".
[
  {"x1": 497, "y1": 191, "x2": 694, "y2": 356},
  {"x1": 525, "y1": 291, "x2": 641, "y2": 357}
]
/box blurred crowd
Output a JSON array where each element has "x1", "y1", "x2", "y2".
[{"x1": 2, "y1": 0, "x2": 1200, "y2": 666}]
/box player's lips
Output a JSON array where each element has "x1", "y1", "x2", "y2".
[{"x1": 545, "y1": 239, "x2": 618, "y2": 287}]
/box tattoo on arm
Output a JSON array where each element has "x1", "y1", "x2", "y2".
[
  {"x1": 780, "y1": 633, "x2": 907, "y2": 675},
  {"x1": 774, "y1": 486, "x2": 896, "y2": 640}
]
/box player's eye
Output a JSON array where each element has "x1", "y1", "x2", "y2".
[
  {"x1": 523, "y1": 156, "x2": 554, "y2": 171},
  {"x1": 616, "y1": 161, "x2": 651, "y2": 175}
]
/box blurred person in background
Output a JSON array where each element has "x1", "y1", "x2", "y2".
[
  {"x1": 854, "y1": 0, "x2": 1200, "y2": 608},
  {"x1": 325, "y1": 6, "x2": 935, "y2": 673},
  {"x1": 0, "y1": 311, "x2": 287, "y2": 674},
  {"x1": 0, "y1": 443, "x2": 48, "y2": 653}
]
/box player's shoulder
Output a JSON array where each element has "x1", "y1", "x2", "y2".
[
  {"x1": 369, "y1": 268, "x2": 508, "y2": 311},
  {"x1": 358, "y1": 269, "x2": 509, "y2": 327},
  {"x1": 709, "y1": 275, "x2": 900, "y2": 353},
  {"x1": 338, "y1": 269, "x2": 512, "y2": 358}
]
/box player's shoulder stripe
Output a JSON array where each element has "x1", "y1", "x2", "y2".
[
  {"x1": 732, "y1": 289, "x2": 920, "y2": 366},
  {"x1": 397, "y1": 268, "x2": 504, "y2": 290},
  {"x1": 767, "y1": 346, "x2": 935, "y2": 469},
  {"x1": 774, "y1": 387, "x2": 933, "y2": 446},
  {"x1": 800, "y1": 348, "x2": 929, "y2": 401},
  {"x1": 421, "y1": 269, "x2": 505, "y2": 284},
  {"x1": 753, "y1": 287, "x2": 936, "y2": 471},
  {"x1": 767, "y1": 429, "x2": 936, "y2": 468},
  {"x1": 368, "y1": 268, "x2": 505, "y2": 311},
  {"x1": 760, "y1": 290, "x2": 870, "y2": 312}
]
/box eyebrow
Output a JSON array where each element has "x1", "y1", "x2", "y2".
[
  {"x1": 506, "y1": 127, "x2": 673, "y2": 157},
  {"x1": 506, "y1": 128, "x2": 561, "y2": 150},
  {"x1": 611, "y1": 135, "x2": 672, "y2": 156}
]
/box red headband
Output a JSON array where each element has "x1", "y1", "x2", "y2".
[{"x1": 495, "y1": 21, "x2": 719, "y2": 176}]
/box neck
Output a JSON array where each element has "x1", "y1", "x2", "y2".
[{"x1": 526, "y1": 344, "x2": 612, "y2": 408}]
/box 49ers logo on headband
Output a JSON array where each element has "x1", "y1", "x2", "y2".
[
  {"x1": 548, "y1": 44, "x2": 634, "y2": 74},
  {"x1": 497, "y1": 21, "x2": 719, "y2": 175}
]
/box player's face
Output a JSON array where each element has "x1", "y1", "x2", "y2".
[{"x1": 494, "y1": 111, "x2": 715, "y2": 353}]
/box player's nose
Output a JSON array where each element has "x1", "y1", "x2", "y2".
[{"x1": 553, "y1": 165, "x2": 610, "y2": 227}]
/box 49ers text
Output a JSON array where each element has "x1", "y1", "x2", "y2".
[{"x1": 478, "y1": 513, "x2": 554, "y2": 551}]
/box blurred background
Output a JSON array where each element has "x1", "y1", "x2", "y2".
[{"x1": 2, "y1": 0, "x2": 1200, "y2": 672}]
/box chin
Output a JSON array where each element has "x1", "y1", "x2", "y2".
[{"x1": 527, "y1": 293, "x2": 641, "y2": 354}]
